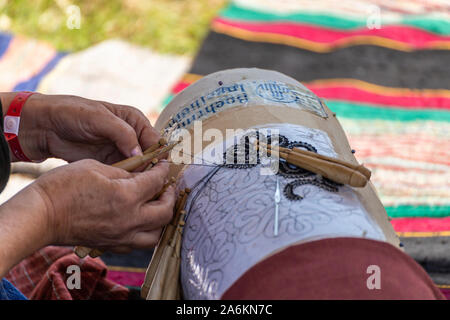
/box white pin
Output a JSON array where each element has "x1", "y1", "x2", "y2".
[{"x1": 274, "y1": 176, "x2": 281, "y2": 236}]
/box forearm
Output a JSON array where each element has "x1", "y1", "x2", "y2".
[{"x1": 0, "y1": 185, "x2": 51, "y2": 277}]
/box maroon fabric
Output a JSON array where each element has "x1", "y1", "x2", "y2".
[
  {"x1": 440, "y1": 288, "x2": 450, "y2": 300},
  {"x1": 222, "y1": 237, "x2": 445, "y2": 300},
  {"x1": 5, "y1": 246, "x2": 129, "y2": 300}
]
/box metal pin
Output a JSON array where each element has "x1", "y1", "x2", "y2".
[{"x1": 274, "y1": 176, "x2": 281, "y2": 236}]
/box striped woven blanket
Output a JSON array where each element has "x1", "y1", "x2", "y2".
[{"x1": 0, "y1": 0, "x2": 449, "y2": 298}]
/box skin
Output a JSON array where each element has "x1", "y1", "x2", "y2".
[{"x1": 0, "y1": 93, "x2": 176, "y2": 278}]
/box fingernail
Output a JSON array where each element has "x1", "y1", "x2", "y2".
[{"x1": 131, "y1": 146, "x2": 143, "y2": 157}]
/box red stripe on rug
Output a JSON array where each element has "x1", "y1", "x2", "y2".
[
  {"x1": 348, "y1": 135, "x2": 450, "y2": 166},
  {"x1": 173, "y1": 78, "x2": 450, "y2": 109},
  {"x1": 173, "y1": 81, "x2": 191, "y2": 94},
  {"x1": 363, "y1": 163, "x2": 447, "y2": 174},
  {"x1": 106, "y1": 270, "x2": 145, "y2": 288},
  {"x1": 307, "y1": 86, "x2": 450, "y2": 109},
  {"x1": 172, "y1": 78, "x2": 450, "y2": 110},
  {"x1": 214, "y1": 17, "x2": 450, "y2": 50},
  {"x1": 391, "y1": 217, "x2": 450, "y2": 233}
]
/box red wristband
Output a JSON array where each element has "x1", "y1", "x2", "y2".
[{"x1": 3, "y1": 91, "x2": 35, "y2": 162}]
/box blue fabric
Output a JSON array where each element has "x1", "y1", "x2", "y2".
[
  {"x1": 13, "y1": 52, "x2": 67, "y2": 92},
  {"x1": 0, "y1": 32, "x2": 12, "y2": 59},
  {"x1": 0, "y1": 278, "x2": 27, "y2": 300}
]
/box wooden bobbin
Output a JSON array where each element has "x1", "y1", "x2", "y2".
[
  {"x1": 145, "y1": 158, "x2": 159, "y2": 171},
  {"x1": 151, "y1": 177, "x2": 176, "y2": 201}
]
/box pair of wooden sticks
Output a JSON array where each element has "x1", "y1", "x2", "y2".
[
  {"x1": 74, "y1": 138, "x2": 181, "y2": 259},
  {"x1": 259, "y1": 142, "x2": 371, "y2": 188},
  {"x1": 141, "y1": 188, "x2": 190, "y2": 300}
]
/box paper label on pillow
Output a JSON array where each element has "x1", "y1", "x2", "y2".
[{"x1": 167, "y1": 80, "x2": 327, "y2": 130}]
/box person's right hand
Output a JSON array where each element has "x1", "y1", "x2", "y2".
[{"x1": 29, "y1": 159, "x2": 176, "y2": 250}]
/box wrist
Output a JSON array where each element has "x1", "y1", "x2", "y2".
[
  {"x1": 0, "y1": 184, "x2": 52, "y2": 277},
  {"x1": 4, "y1": 92, "x2": 49, "y2": 162}
]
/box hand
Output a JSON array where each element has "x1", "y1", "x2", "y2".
[
  {"x1": 16, "y1": 93, "x2": 159, "y2": 163},
  {"x1": 30, "y1": 159, "x2": 175, "y2": 249}
]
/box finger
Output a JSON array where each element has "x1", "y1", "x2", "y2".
[
  {"x1": 138, "y1": 123, "x2": 161, "y2": 152},
  {"x1": 125, "y1": 161, "x2": 170, "y2": 201},
  {"x1": 81, "y1": 159, "x2": 131, "y2": 180},
  {"x1": 47, "y1": 138, "x2": 124, "y2": 164},
  {"x1": 103, "y1": 103, "x2": 161, "y2": 152},
  {"x1": 128, "y1": 229, "x2": 162, "y2": 249},
  {"x1": 94, "y1": 109, "x2": 143, "y2": 158},
  {"x1": 139, "y1": 185, "x2": 176, "y2": 229}
]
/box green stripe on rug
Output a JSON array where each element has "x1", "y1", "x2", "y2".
[
  {"x1": 159, "y1": 94, "x2": 175, "y2": 111},
  {"x1": 326, "y1": 100, "x2": 450, "y2": 122},
  {"x1": 386, "y1": 205, "x2": 450, "y2": 218},
  {"x1": 221, "y1": 4, "x2": 450, "y2": 35},
  {"x1": 403, "y1": 16, "x2": 450, "y2": 35}
]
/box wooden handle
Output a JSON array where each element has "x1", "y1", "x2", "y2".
[
  {"x1": 145, "y1": 158, "x2": 159, "y2": 171},
  {"x1": 88, "y1": 248, "x2": 104, "y2": 258},
  {"x1": 141, "y1": 224, "x2": 175, "y2": 296},
  {"x1": 171, "y1": 190, "x2": 189, "y2": 227},
  {"x1": 112, "y1": 140, "x2": 179, "y2": 172},
  {"x1": 74, "y1": 246, "x2": 92, "y2": 258},
  {"x1": 141, "y1": 189, "x2": 189, "y2": 298},
  {"x1": 286, "y1": 146, "x2": 370, "y2": 179},
  {"x1": 74, "y1": 246, "x2": 104, "y2": 259},
  {"x1": 147, "y1": 212, "x2": 185, "y2": 300},
  {"x1": 264, "y1": 143, "x2": 371, "y2": 180},
  {"x1": 277, "y1": 150, "x2": 368, "y2": 187},
  {"x1": 144, "y1": 138, "x2": 167, "y2": 155},
  {"x1": 151, "y1": 177, "x2": 176, "y2": 201},
  {"x1": 161, "y1": 258, "x2": 181, "y2": 300},
  {"x1": 147, "y1": 246, "x2": 173, "y2": 300}
]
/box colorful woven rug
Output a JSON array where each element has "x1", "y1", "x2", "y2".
[
  {"x1": 160, "y1": 0, "x2": 450, "y2": 297},
  {"x1": 0, "y1": 0, "x2": 449, "y2": 299}
]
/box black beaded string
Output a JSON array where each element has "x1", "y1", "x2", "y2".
[
  {"x1": 221, "y1": 134, "x2": 342, "y2": 202},
  {"x1": 222, "y1": 131, "x2": 261, "y2": 169},
  {"x1": 283, "y1": 176, "x2": 342, "y2": 201}
]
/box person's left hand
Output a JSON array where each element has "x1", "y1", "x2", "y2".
[{"x1": 16, "y1": 93, "x2": 159, "y2": 163}]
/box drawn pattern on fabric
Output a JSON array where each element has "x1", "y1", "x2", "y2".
[{"x1": 179, "y1": 124, "x2": 385, "y2": 300}]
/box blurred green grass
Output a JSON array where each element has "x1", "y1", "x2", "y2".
[{"x1": 0, "y1": 0, "x2": 227, "y2": 55}]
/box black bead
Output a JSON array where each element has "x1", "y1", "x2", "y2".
[{"x1": 351, "y1": 149, "x2": 356, "y2": 154}]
